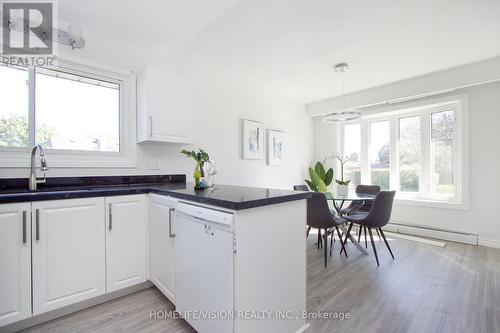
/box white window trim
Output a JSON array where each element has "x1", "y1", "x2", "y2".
[
  {"x1": 0, "y1": 56, "x2": 137, "y2": 169},
  {"x1": 338, "y1": 94, "x2": 469, "y2": 210}
]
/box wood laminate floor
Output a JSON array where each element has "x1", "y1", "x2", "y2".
[{"x1": 21, "y1": 233, "x2": 500, "y2": 333}]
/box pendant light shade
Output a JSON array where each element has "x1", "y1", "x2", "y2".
[
  {"x1": 323, "y1": 63, "x2": 362, "y2": 123},
  {"x1": 322, "y1": 110, "x2": 363, "y2": 122}
]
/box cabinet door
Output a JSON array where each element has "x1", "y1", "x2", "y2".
[
  {"x1": 0, "y1": 203, "x2": 31, "y2": 327},
  {"x1": 148, "y1": 194, "x2": 177, "y2": 301},
  {"x1": 32, "y1": 198, "x2": 106, "y2": 315},
  {"x1": 106, "y1": 195, "x2": 147, "y2": 293},
  {"x1": 137, "y1": 67, "x2": 194, "y2": 144}
]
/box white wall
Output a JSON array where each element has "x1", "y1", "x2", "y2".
[
  {"x1": 0, "y1": 28, "x2": 314, "y2": 189},
  {"x1": 313, "y1": 81, "x2": 500, "y2": 246}
]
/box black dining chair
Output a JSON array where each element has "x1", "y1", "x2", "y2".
[
  {"x1": 340, "y1": 185, "x2": 381, "y2": 246},
  {"x1": 340, "y1": 185, "x2": 381, "y2": 215},
  {"x1": 294, "y1": 184, "x2": 320, "y2": 242},
  {"x1": 293, "y1": 185, "x2": 310, "y2": 191},
  {"x1": 306, "y1": 192, "x2": 348, "y2": 268},
  {"x1": 343, "y1": 191, "x2": 396, "y2": 266}
]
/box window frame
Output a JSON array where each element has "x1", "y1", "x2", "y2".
[
  {"x1": 338, "y1": 94, "x2": 468, "y2": 210},
  {"x1": 0, "y1": 57, "x2": 137, "y2": 169}
]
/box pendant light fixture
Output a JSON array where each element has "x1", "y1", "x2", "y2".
[{"x1": 322, "y1": 63, "x2": 362, "y2": 122}]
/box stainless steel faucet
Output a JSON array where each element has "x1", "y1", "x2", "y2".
[{"x1": 29, "y1": 144, "x2": 49, "y2": 191}]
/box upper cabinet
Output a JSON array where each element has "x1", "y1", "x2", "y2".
[{"x1": 137, "y1": 67, "x2": 195, "y2": 144}]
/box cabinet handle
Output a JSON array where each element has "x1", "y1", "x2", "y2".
[
  {"x1": 168, "y1": 208, "x2": 175, "y2": 238},
  {"x1": 22, "y1": 211, "x2": 27, "y2": 243},
  {"x1": 35, "y1": 209, "x2": 40, "y2": 241},
  {"x1": 109, "y1": 203, "x2": 113, "y2": 230},
  {"x1": 149, "y1": 115, "x2": 153, "y2": 137}
]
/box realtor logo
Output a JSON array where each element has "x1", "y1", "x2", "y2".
[{"x1": 1, "y1": 1, "x2": 55, "y2": 55}]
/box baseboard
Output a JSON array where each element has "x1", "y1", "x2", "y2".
[
  {"x1": 478, "y1": 237, "x2": 500, "y2": 249},
  {"x1": 387, "y1": 221, "x2": 478, "y2": 245},
  {"x1": 1, "y1": 281, "x2": 153, "y2": 333}
]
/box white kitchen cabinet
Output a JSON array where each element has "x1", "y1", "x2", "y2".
[
  {"x1": 148, "y1": 194, "x2": 177, "y2": 301},
  {"x1": 31, "y1": 198, "x2": 106, "y2": 315},
  {"x1": 137, "y1": 66, "x2": 195, "y2": 144},
  {"x1": 0, "y1": 203, "x2": 31, "y2": 327},
  {"x1": 105, "y1": 195, "x2": 147, "y2": 293}
]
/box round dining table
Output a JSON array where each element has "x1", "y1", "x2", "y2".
[{"x1": 325, "y1": 191, "x2": 377, "y2": 255}]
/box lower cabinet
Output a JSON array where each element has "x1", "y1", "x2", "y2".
[
  {"x1": 0, "y1": 193, "x2": 155, "y2": 328},
  {"x1": 148, "y1": 194, "x2": 177, "y2": 301},
  {"x1": 105, "y1": 195, "x2": 147, "y2": 292},
  {"x1": 0, "y1": 203, "x2": 31, "y2": 327},
  {"x1": 31, "y1": 198, "x2": 106, "y2": 315}
]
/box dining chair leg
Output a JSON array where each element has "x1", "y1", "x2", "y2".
[
  {"x1": 330, "y1": 231, "x2": 334, "y2": 256},
  {"x1": 378, "y1": 228, "x2": 395, "y2": 259},
  {"x1": 306, "y1": 226, "x2": 311, "y2": 237},
  {"x1": 317, "y1": 229, "x2": 322, "y2": 249},
  {"x1": 341, "y1": 222, "x2": 354, "y2": 253},
  {"x1": 323, "y1": 232, "x2": 328, "y2": 268},
  {"x1": 336, "y1": 226, "x2": 347, "y2": 258},
  {"x1": 368, "y1": 227, "x2": 379, "y2": 266},
  {"x1": 364, "y1": 226, "x2": 368, "y2": 248},
  {"x1": 357, "y1": 225, "x2": 362, "y2": 243},
  {"x1": 375, "y1": 228, "x2": 382, "y2": 241}
]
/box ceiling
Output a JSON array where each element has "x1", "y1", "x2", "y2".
[{"x1": 59, "y1": 0, "x2": 500, "y2": 104}]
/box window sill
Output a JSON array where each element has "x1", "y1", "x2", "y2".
[{"x1": 395, "y1": 197, "x2": 467, "y2": 211}]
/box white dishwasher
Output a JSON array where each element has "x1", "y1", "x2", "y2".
[{"x1": 175, "y1": 202, "x2": 234, "y2": 333}]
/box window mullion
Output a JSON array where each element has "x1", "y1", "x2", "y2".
[
  {"x1": 421, "y1": 111, "x2": 430, "y2": 196},
  {"x1": 452, "y1": 107, "x2": 461, "y2": 202},
  {"x1": 28, "y1": 66, "x2": 36, "y2": 148},
  {"x1": 360, "y1": 121, "x2": 370, "y2": 184},
  {"x1": 390, "y1": 117, "x2": 399, "y2": 191}
]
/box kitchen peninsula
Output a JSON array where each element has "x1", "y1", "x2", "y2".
[{"x1": 0, "y1": 175, "x2": 311, "y2": 333}]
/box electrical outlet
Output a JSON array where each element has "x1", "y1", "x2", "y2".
[{"x1": 149, "y1": 159, "x2": 160, "y2": 170}]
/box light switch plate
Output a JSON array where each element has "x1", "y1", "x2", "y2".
[{"x1": 149, "y1": 159, "x2": 160, "y2": 170}]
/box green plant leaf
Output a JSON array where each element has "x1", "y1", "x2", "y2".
[
  {"x1": 315, "y1": 162, "x2": 326, "y2": 180},
  {"x1": 305, "y1": 180, "x2": 317, "y2": 192},
  {"x1": 309, "y1": 167, "x2": 327, "y2": 192},
  {"x1": 180, "y1": 149, "x2": 195, "y2": 159},
  {"x1": 325, "y1": 168, "x2": 334, "y2": 186},
  {"x1": 200, "y1": 151, "x2": 209, "y2": 162}
]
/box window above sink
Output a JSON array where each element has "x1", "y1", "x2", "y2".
[{"x1": 0, "y1": 58, "x2": 136, "y2": 169}]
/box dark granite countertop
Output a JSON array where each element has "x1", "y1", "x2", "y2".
[{"x1": 0, "y1": 175, "x2": 311, "y2": 210}]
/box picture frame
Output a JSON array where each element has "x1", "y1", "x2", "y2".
[
  {"x1": 242, "y1": 119, "x2": 264, "y2": 160},
  {"x1": 267, "y1": 129, "x2": 286, "y2": 165}
]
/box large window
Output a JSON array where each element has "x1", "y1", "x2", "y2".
[
  {"x1": 369, "y1": 121, "x2": 390, "y2": 190},
  {"x1": 431, "y1": 110, "x2": 455, "y2": 196},
  {"x1": 0, "y1": 66, "x2": 29, "y2": 148},
  {"x1": 0, "y1": 65, "x2": 120, "y2": 153},
  {"x1": 340, "y1": 99, "x2": 464, "y2": 206},
  {"x1": 399, "y1": 116, "x2": 421, "y2": 192},
  {"x1": 343, "y1": 124, "x2": 361, "y2": 190}
]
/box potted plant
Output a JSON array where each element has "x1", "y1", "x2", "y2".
[
  {"x1": 335, "y1": 155, "x2": 351, "y2": 196},
  {"x1": 305, "y1": 161, "x2": 334, "y2": 192},
  {"x1": 180, "y1": 149, "x2": 210, "y2": 190}
]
